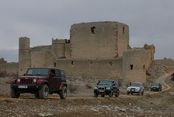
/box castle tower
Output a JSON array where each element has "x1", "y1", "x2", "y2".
[
  {"x1": 122, "y1": 48, "x2": 154, "y2": 84},
  {"x1": 52, "y1": 39, "x2": 66, "y2": 58},
  {"x1": 70, "y1": 21, "x2": 129, "y2": 59},
  {"x1": 19, "y1": 37, "x2": 31, "y2": 75}
]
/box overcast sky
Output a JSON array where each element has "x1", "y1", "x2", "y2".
[{"x1": 0, "y1": 0, "x2": 173, "y2": 62}]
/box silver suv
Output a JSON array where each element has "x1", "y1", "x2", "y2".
[{"x1": 127, "y1": 82, "x2": 144, "y2": 95}]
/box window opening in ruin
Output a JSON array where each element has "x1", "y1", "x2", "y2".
[
  {"x1": 90, "y1": 61, "x2": 93, "y2": 64},
  {"x1": 130, "y1": 64, "x2": 133, "y2": 70},
  {"x1": 109, "y1": 62, "x2": 113, "y2": 66},
  {"x1": 54, "y1": 62, "x2": 56, "y2": 67},
  {"x1": 65, "y1": 39, "x2": 70, "y2": 43},
  {"x1": 123, "y1": 27, "x2": 125, "y2": 34},
  {"x1": 71, "y1": 61, "x2": 74, "y2": 65},
  {"x1": 91, "y1": 26, "x2": 96, "y2": 34},
  {"x1": 143, "y1": 65, "x2": 145, "y2": 70}
]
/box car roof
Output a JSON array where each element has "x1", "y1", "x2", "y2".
[
  {"x1": 99, "y1": 80, "x2": 116, "y2": 82},
  {"x1": 131, "y1": 82, "x2": 142, "y2": 84},
  {"x1": 27, "y1": 67, "x2": 63, "y2": 71}
]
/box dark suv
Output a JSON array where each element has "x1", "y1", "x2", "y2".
[
  {"x1": 10, "y1": 68, "x2": 67, "y2": 99},
  {"x1": 94, "y1": 80, "x2": 119, "y2": 97},
  {"x1": 150, "y1": 83, "x2": 162, "y2": 91}
]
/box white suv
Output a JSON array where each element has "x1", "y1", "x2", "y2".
[{"x1": 127, "y1": 82, "x2": 144, "y2": 95}]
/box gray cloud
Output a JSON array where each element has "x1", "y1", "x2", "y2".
[{"x1": 0, "y1": 0, "x2": 173, "y2": 62}]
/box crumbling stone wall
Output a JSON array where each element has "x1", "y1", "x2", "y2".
[
  {"x1": 55, "y1": 58, "x2": 122, "y2": 79},
  {"x1": 30, "y1": 45, "x2": 52, "y2": 68},
  {"x1": 122, "y1": 47, "x2": 154, "y2": 83}
]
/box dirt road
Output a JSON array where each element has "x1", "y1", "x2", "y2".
[{"x1": 0, "y1": 72, "x2": 174, "y2": 117}]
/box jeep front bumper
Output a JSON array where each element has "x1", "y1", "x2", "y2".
[{"x1": 11, "y1": 84, "x2": 42, "y2": 93}]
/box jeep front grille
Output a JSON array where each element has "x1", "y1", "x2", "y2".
[{"x1": 19, "y1": 79, "x2": 33, "y2": 84}]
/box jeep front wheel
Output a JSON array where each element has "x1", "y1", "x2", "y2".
[
  {"x1": 39, "y1": 84, "x2": 49, "y2": 99},
  {"x1": 11, "y1": 88, "x2": 20, "y2": 98},
  {"x1": 94, "y1": 92, "x2": 98, "y2": 97},
  {"x1": 59, "y1": 87, "x2": 67, "y2": 99},
  {"x1": 109, "y1": 92, "x2": 113, "y2": 97}
]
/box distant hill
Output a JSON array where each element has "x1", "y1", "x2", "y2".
[{"x1": 0, "y1": 49, "x2": 18, "y2": 62}]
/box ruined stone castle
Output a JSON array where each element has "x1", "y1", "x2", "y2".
[{"x1": 19, "y1": 21, "x2": 155, "y2": 83}]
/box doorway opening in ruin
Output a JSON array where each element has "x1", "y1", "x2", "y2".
[
  {"x1": 54, "y1": 62, "x2": 56, "y2": 67},
  {"x1": 143, "y1": 65, "x2": 145, "y2": 70},
  {"x1": 71, "y1": 61, "x2": 74, "y2": 65},
  {"x1": 130, "y1": 64, "x2": 133, "y2": 70},
  {"x1": 90, "y1": 26, "x2": 96, "y2": 34},
  {"x1": 109, "y1": 62, "x2": 113, "y2": 66}
]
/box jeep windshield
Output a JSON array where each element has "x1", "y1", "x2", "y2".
[
  {"x1": 97, "y1": 80, "x2": 112, "y2": 86},
  {"x1": 25, "y1": 68, "x2": 49, "y2": 76}
]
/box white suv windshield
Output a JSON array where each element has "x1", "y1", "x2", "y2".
[{"x1": 131, "y1": 83, "x2": 142, "y2": 87}]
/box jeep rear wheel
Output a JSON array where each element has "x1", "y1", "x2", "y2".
[
  {"x1": 34, "y1": 92, "x2": 39, "y2": 98},
  {"x1": 39, "y1": 84, "x2": 49, "y2": 99},
  {"x1": 11, "y1": 88, "x2": 20, "y2": 98},
  {"x1": 59, "y1": 87, "x2": 67, "y2": 99}
]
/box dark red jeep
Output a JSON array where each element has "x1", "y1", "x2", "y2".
[{"x1": 10, "y1": 68, "x2": 67, "y2": 99}]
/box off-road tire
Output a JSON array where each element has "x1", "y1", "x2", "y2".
[
  {"x1": 115, "y1": 92, "x2": 119, "y2": 97},
  {"x1": 94, "y1": 92, "x2": 98, "y2": 97},
  {"x1": 109, "y1": 92, "x2": 113, "y2": 97},
  {"x1": 11, "y1": 88, "x2": 20, "y2": 98},
  {"x1": 141, "y1": 91, "x2": 144, "y2": 95},
  {"x1": 101, "y1": 94, "x2": 105, "y2": 97},
  {"x1": 34, "y1": 92, "x2": 39, "y2": 98},
  {"x1": 59, "y1": 86, "x2": 67, "y2": 99},
  {"x1": 39, "y1": 84, "x2": 49, "y2": 99}
]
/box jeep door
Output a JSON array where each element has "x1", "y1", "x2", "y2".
[
  {"x1": 48, "y1": 69, "x2": 59, "y2": 91},
  {"x1": 55, "y1": 69, "x2": 63, "y2": 90}
]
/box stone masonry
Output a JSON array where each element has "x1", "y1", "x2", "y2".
[{"x1": 18, "y1": 21, "x2": 155, "y2": 84}]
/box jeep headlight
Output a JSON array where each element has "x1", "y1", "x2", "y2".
[
  {"x1": 33, "y1": 79, "x2": 37, "y2": 83},
  {"x1": 17, "y1": 79, "x2": 20, "y2": 83}
]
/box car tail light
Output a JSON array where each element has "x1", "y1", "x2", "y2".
[
  {"x1": 17, "y1": 79, "x2": 20, "y2": 83},
  {"x1": 33, "y1": 79, "x2": 37, "y2": 83}
]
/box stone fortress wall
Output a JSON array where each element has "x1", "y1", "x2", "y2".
[{"x1": 19, "y1": 21, "x2": 155, "y2": 84}]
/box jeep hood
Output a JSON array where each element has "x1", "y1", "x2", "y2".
[{"x1": 19, "y1": 75, "x2": 48, "y2": 79}]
